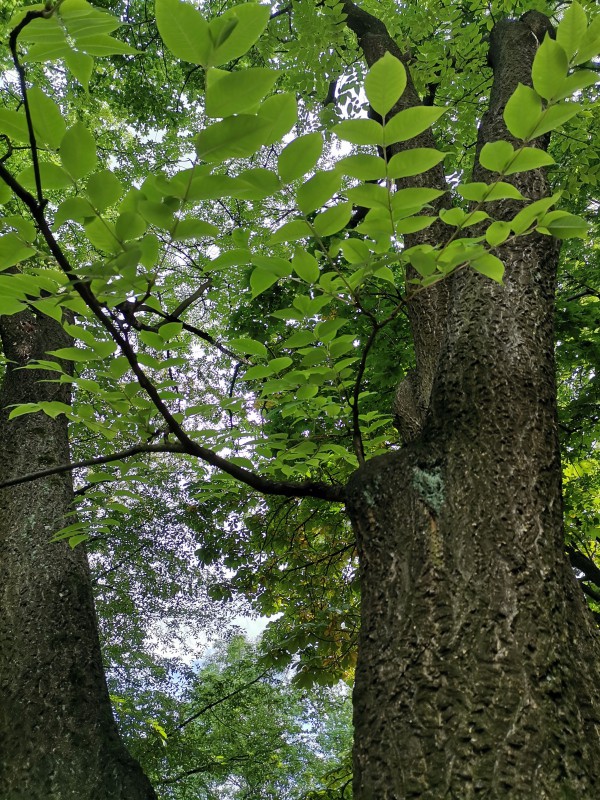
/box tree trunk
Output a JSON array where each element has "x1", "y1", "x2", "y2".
[
  {"x1": 346, "y1": 11, "x2": 600, "y2": 798},
  {"x1": 0, "y1": 311, "x2": 156, "y2": 799}
]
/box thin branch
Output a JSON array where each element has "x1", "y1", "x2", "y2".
[
  {"x1": 170, "y1": 668, "x2": 271, "y2": 733},
  {"x1": 170, "y1": 279, "x2": 211, "y2": 319},
  {"x1": 9, "y1": 9, "x2": 48, "y2": 208},
  {"x1": 0, "y1": 444, "x2": 185, "y2": 491}
]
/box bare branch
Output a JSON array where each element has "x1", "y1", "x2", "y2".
[{"x1": 0, "y1": 444, "x2": 185, "y2": 491}]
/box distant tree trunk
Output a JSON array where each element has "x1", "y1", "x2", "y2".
[
  {"x1": 345, "y1": 10, "x2": 600, "y2": 797},
  {"x1": 0, "y1": 311, "x2": 156, "y2": 799}
]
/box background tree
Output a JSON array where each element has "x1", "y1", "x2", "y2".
[{"x1": 1, "y1": 0, "x2": 600, "y2": 798}]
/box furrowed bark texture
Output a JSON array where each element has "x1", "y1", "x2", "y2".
[
  {"x1": 346, "y1": 11, "x2": 600, "y2": 798},
  {"x1": 0, "y1": 311, "x2": 157, "y2": 799}
]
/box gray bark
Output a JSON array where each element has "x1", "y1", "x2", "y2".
[
  {"x1": 0, "y1": 310, "x2": 156, "y2": 799},
  {"x1": 345, "y1": 10, "x2": 600, "y2": 798}
]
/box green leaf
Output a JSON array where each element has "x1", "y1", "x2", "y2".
[
  {"x1": 332, "y1": 119, "x2": 383, "y2": 146},
  {"x1": 557, "y1": 1, "x2": 588, "y2": 61},
  {"x1": 478, "y1": 140, "x2": 514, "y2": 173},
  {"x1": 408, "y1": 248, "x2": 437, "y2": 277},
  {"x1": 270, "y1": 219, "x2": 312, "y2": 244},
  {"x1": 139, "y1": 200, "x2": 174, "y2": 229},
  {"x1": 28, "y1": 87, "x2": 66, "y2": 149},
  {"x1": 292, "y1": 249, "x2": 320, "y2": 283},
  {"x1": 457, "y1": 182, "x2": 524, "y2": 202},
  {"x1": 485, "y1": 220, "x2": 511, "y2": 247},
  {"x1": 74, "y1": 35, "x2": 139, "y2": 57},
  {"x1": 541, "y1": 212, "x2": 588, "y2": 239},
  {"x1": 574, "y1": 15, "x2": 600, "y2": 65},
  {"x1": 346, "y1": 184, "x2": 389, "y2": 209},
  {"x1": 64, "y1": 48, "x2": 94, "y2": 91},
  {"x1": 503, "y1": 147, "x2": 555, "y2": 175},
  {"x1": 256, "y1": 93, "x2": 298, "y2": 146},
  {"x1": 0, "y1": 109, "x2": 29, "y2": 142},
  {"x1": 158, "y1": 322, "x2": 183, "y2": 341},
  {"x1": 335, "y1": 154, "x2": 386, "y2": 181},
  {"x1": 364, "y1": 52, "x2": 407, "y2": 117},
  {"x1": 18, "y1": 162, "x2": 74, "y2": 192},
  {"x1": 528, "y1": 103, "x2": 579, "y2": 139},
  {"x1": 155, "y1": 0, "x2": 212, "y2": 66},
  {"x1": 313, "y1": 202, "x2": 353, "y2": 237},
  {"x1": 139, "y1": 330, "x2": 166, "y2": 349},
  {"x1": 83, "y1": 218, "x2": 121, "y2": 253},
  {"x1": 269, "y1": 356, "x2": 293, "y2": 373},
  {"x1": 532, "y1": 35, "x2": 569, "y2": 101},
  {"x1": 278, "y1": 133, "x2": 323, "y2": 184},
  {"x1": 471, "y1": 253, "x2": 504, "y2": 282},
  {"x1": 283, "y1": 330, "x2": 314, "y2": 348},
  {"x1": 230, "y1": 168, "x2": 281, "y2": 201},
  {"x1": 60, "y1": 122, "x2": 98, "y2": 179},
  {"x1": 209, "y1": 3, "x2": 271, "y2": 66},
  {"x1": 171, "y1": 218, "x2": 219, "y2": 240},
  {"x1": 196, "y1": 115, "x2": 271, "y2": 162},
  {"x1": 340, "y1": 239, "x2": 370, "y2": 263},
  {"x1": 205, "y1": 67, "x2": 279, "y2": 117},
  {"x1": 392, "y1": 187, "x2": 444, "y2": 213},
  {"x1": 387, "y1": 148, "x2": 446, "y2": 179},
  {"x1": 54, "y1": 196, "x2": 96, "y2": 227},
  {"x1": 503, "y1": 84, "x2": 542, "y2": 140},
  {"x1": 86, "y1": 169, "x2": 123, "y2": 211},
  {"x1": 115, "y1": 211, "x2": 147, "y2": 240},
  {"x1": 439, "y1": 208, "x2": 488, "y2": 227},
  {"x1": 0, "y1": 234, "x2": 36, "y2": 270},
  {"x1": 251, "y1": 267, "x2": 279, "y2": 298},
  {"x1": 510, "y1": 193, "x2": 561, "y2": 235},
  {"x1": 552, "y1": 69, "x2": 599, "y2": 102},
  {"x1": 229, "y1": 337, "x2": 268, "y2": 357},
  {"x1": 383, "y1": 106, "x2": 446, "y2": 145},
  {"x1": 297, "y1": 171, "x2": 341, "y2": 214}
]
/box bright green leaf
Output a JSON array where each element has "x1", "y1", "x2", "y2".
[
  {"x1": 387, "y1": 148, "x2": 446, "y2": 179},
  {"x1": 28, "y1": 87, "x2": 66, "y2": 149},
  {"x1": 206, "y1": 67, "x2": 279, "y2": 117},
  {"x1": 532, "y1": 35, "x2": 569, "y2": 101},
  {"x1": 292, "y1": 249, "x2": 320, "y2": 283},
  {"x1": 86, "y1": 169, "x2": 123, "y2": 211},
  {"x1": 503, "y1": 83, "x2": 542, "y2": 140},
  {"x1": 155, "y1": 0, "x2": 212, "y2": 65},
  {"x1": 209, "y1": 3, "x2": 271, "y2": 66},
  {"x1": 60, "y1": 122, "x2": 98, "y2": 179},
  {"x1": 278, "y1": 133, "x2": 323, "y2": 184},
  {"x1": 557, "y1": 1, "x2": 588, "y2": 61},
  {"x1": 256, "y1": 93, "x2": 298, "y2": 145},
  {"x1": 332, "y1": 119, "x2": 383, "y2": 146},
  {"x1": 297, "y1": 171, "x2": 341, "y2": 214},
  {"x1": 336, "y1": 154, "x2": 386, "y2": 181},
  {"x1": 196, "y1": 115, "x2": 272, "y2": 162},
  {"x1": 313, "y1": 202, "x2": 353, "y2": 237},
  {"x1": 471, "y1": 253, "x2": 504, "y2": 282},
  {"x1": 383, "y1": 106, "x2": 446, "y2": 145},
  {"x1": 364, "y1": 52, "x2": 407, "y2": 117}
]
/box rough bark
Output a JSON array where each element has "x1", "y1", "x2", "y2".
[
  {"x1": 346, "y1": 11, "x2": 600, "y2": 798},
  {"x1": 0, "y1": 311, "x2": 156, "y2": 799}
]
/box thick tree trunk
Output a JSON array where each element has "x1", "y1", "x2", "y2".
[
  {"x1": 0, "y1": 311, "x2": 156, "y2": 799},
  {"x1": 346, "y1": 11, "x2": 600, "y2": 798}
]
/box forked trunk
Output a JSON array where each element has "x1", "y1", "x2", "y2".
[
  {"x1": 346, "y1": 12, "x2": 600, "y2": 798},
  {"x1": 0, "y1": 311, "x2": 156, "y2": 799}
]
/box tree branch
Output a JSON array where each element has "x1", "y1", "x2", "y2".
[
  {"x1": 0, "y1": 444, "x2": 185, "y2": 490},
  {"x1": 0, "y1": 165, "x2": 345, "y2": 504},
  {"x1": 170, "y1": 668, "x2": 271, "y2": 733}
]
